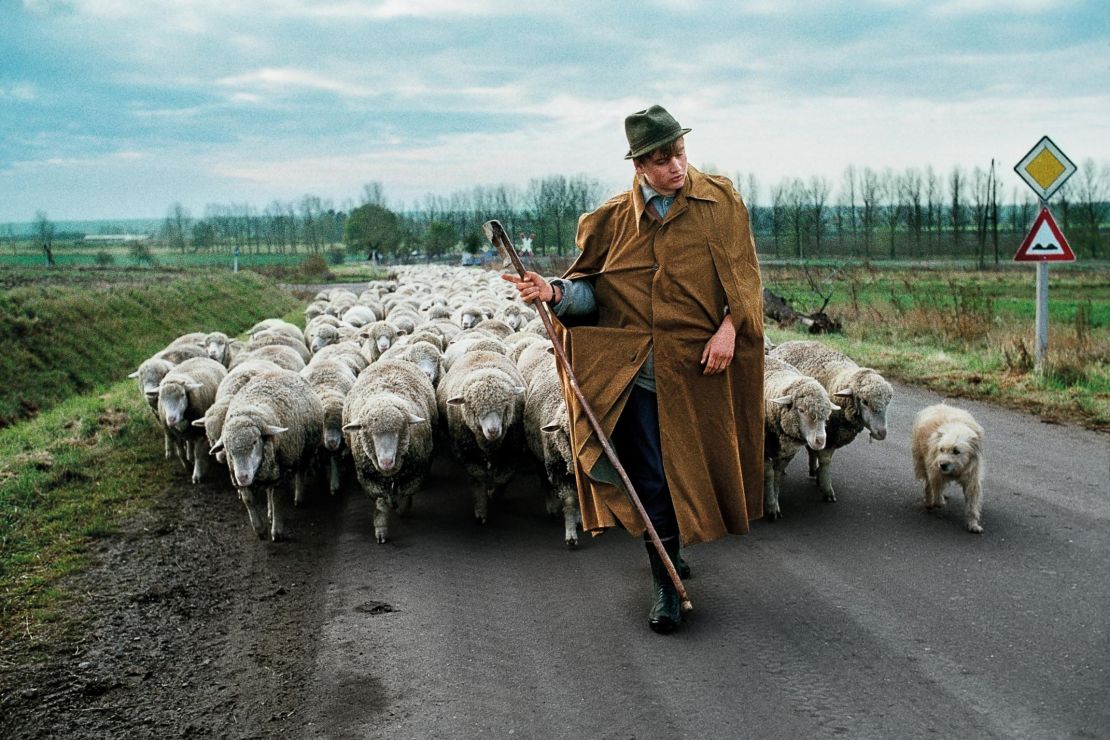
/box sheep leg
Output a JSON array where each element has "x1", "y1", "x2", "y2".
[
  {"x1": 807, "y1": 447, "x2": 819, "y2": 478},
  {"x1": 561, "y1": 490, "x2": 579, "y2": 549},
  {"x1": 396, "y1": 494, "x2": 413, "y2": 518},
  {"x1": 962, "y1": 479, "x2": 983, "y2": 534},
  {"x1": 293, "y1": 471, "x2": 306, "y2": 507},
  {"x1": 164, "y1": 430, "x2": 173, "y2": 460},
  {"x1": 763, "y1": 460, "x2": 781, "y2": 521},
  {"x1": 373, "y1": 496, "x2": 391, "y2": 543},
  {"x1": 472, "y1": 484, "x2": 491, "y2": 524},
  {"x1": 238, "y1": 487, "x2": 268, "y2": 539},
  {"x1": 329, "y1": 456, "x2": 341, "y2": 496},
  {"x1": 268, "y1": 487, "x2": 286, "y2": 542},
  {"x1": 174, "y1": 438, "x2": 190, "y2": 472},
  {"x1": 814, "y1": 450, "x2": 836, "y2": 502},
  {"x1": 191, "y1": 438, "x2": 209, "y2": 484}
]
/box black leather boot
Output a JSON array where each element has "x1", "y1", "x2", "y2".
[{"x1": 646, "y1": 538, "x2": 682, "y2": 634}]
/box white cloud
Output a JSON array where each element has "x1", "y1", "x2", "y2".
[
  {"x1": 0, "y1": 84, "x2": 37, "y2": 100},
  {"x1": 216, "y1": 67, "x2": 374, "y2": 98}
]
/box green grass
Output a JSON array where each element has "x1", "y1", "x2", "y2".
[
  {"x1": 0, "y1": 382, "x2": 170, "y2": 643},
  {"x1": 0, "y1": 270, "x2": 304, "y2": 428}
]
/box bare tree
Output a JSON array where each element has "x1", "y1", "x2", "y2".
[
  {"x1": 903, "y1": 168, "x2": 923, "y2": 257},
  {"x1": 840, "y1": 166, "x2": 858, "y2": 254},
  {"x1": 859, "y1": 168, "x2": 880, "y2": 259},
  {"x1": 1073, "y1": 158, "x2": 1109, "y2": 258},
  {"x1": 969, "y1": 166, "x2": 990, "y2": 269},
  {"x1": 161, "y1": 202, "x2": 192, "y2": 254},
  {"x1": 949, "y1": 166, "x2": 965, "y2": 252},
  {"x1": 809, "y1": 176, "x2": 831, "y2": 256},
  {"x1": 879, "y1": 169, "x2": 903, "y2": 259},
  {"x1": 361, "y1": 182, "x2": 386, "y2": 207},
  {"x1": 35, "y1": 210, "x2": 56, "y2": 267},
  {"x1": 924, "y1": 166, "x2": 940, "y2": 251}
]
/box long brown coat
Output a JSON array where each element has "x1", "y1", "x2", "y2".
[{"x1": 554, "y1": 165, "x2": 764, "y2": 546}]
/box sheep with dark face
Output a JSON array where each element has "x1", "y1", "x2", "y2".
[
  {"x1": 762, "y1": 357, "x2": 840, "y2": 521},
  {"x1": 343, "y1": 359, "x2": 436, "y2": 543},
  {"x1": 212, "y1": 370, "x2": 324, "y2": 541},
  {"x1": 769, "y1": 341, "x2": 893, "y2": 503},
  {"x1": 157, "y1": 357, "x2": 227, "y2": 483},
  {"x1": 301, "y1": 358, "x2": 359, "y2": 495},
  {"x1": 437, "y1": 350, "x2": 526, "y2": 524}
]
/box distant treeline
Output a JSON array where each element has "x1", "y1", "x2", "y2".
[{"x1": 6, "y1": 159, "x2": 1107, "y2": 266}]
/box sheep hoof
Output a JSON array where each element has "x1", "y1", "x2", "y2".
[
  {"x1": 565, "y1": 537, "x2": 578, "y2": 550},
  {"x1": 475, "y1": 514, "x2": 488, "y2": 525},
  {"x1": 966, "y1": 522, "x2": 983, "y2": 534},
  {"x1": 823, "y1": 492, "x2": 837, "y2": 503},
  {"x1": 375, "y1": 533, "x2": 388, "y2": 544},
  {"x1": 766, "y1": 509, "x2": 781, "y2": 522}
]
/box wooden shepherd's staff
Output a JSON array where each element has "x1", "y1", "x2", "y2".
[{"x1": 481, "y1": 219, "x2": 692, "y2": 612}]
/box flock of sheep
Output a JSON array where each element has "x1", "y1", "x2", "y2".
[
  {"x1": 128, "y1": 265, "x2": 985, "y2": 548},
  {"x1": 129, "y1": 267, "x2": 578, "y2": 546}
]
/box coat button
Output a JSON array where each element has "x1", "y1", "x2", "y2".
[{"x1": 652, "y1": 263, "x2": 659, "y2": 271}]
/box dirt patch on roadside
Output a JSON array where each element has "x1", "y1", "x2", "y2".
[{"x1": 0, "y1": 472, "x2": 344, "y2": 739}]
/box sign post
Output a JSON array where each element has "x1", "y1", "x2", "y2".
[{"x1": 1013, "y1": 136, "x2": 1077, "y2": 374}]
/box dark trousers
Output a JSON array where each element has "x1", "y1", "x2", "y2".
[{"x1": 611, "y1": 384, "x2": 679, "y2": 541}]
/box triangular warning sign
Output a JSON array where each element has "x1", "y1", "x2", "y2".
[{"x1": 1014, "y1": 207, "x2": 1075, "y2": 262}]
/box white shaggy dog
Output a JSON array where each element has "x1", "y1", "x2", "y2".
[{"x1": 911, "y1": 404, "x2": 986, "y2": 533}]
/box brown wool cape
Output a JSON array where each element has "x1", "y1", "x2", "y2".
[{"x1": 552, "y1": 165, "x2": 765, "y2": 547}]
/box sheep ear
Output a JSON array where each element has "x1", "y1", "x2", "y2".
[
  {"x1": 446, "y1": 396, "x2": 466, "y2": 406},
  {"x1": 513, "y1": 386, "x2": 526, "y2": 397},
  {"x1": 771, "y1": 395, "x2": 793, "y2": 408},
  {"x1": 540, "y1": 420, "x2": 561, "y2": 433},
  {"x1": 830, "y1": 403, "x2": 841, "y2": 412},
  {"x1": 833, "y1": 388, "x2": 853, "y2": 397},
  {"x1": 191, "y1": 418, "x2": 206, "y2": 427},
  {"x1": 408, "y1": 414, "x2": 425, "y2": 424},
  {"x1": 262, "y1": 424, "x2": 288, "y2": 437},
  {"x1": 144, "y1": 390, "x2": 159, "y2": 400},
  {"x1": 546, "y1": 346, "x2": 555, "y2": 355},
  {"x1": 185, "y1": 381, "x2": 204, "y2": 391},
  {"x1": 211, "y1": 437, "x2": 224, "y2": 454},
  {"x1": 342, "y1": 422, "x2": 363, "y2": 432},
  {"x1": 128, "y1": 370, "x2": 140, "y2": 378}
]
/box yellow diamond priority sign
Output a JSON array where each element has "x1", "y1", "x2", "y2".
[{"x1": 1015, "y1": 136, "x2": 1076, "y2": 201}]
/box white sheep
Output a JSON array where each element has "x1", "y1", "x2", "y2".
[
  {"x1": 191, "y1": 359, "x2": 283, "y2": 465},
  {"x1": 437, "y1": 350, "x2": 527, "y2": 524},
  {"x1": 249, "y1": 319, "x2": 303, "y2": 342},
  {"x1": 301, "y1": 358, "x2": 359, "y2": 495},
  {"x1": 360, "y1": 321, "x2": 398, "y2": 363},
  {"x1": 380, "y1": 338, "x2": 444, "y2": 387},
  {"x1": 211, "y1": 370, "x2": 324, "y2": 541},
  {"x1": 343, "y1": 359, "x2": 437, "y2": 543},
  {"x1": 341, "y1": 304, "x2": 378, "y2": 328},
  {"x1": 517, "y1": 343, "x2": 580, "y2": 547},
  {"x1": 232, "y1": 344, "x2": 306, "y2": 372},
  {"x1": 309, "y1": 341, "x2": 368, "y2": 375},
  {"x1": 248, "y1": 329, "x2": 312, "y2": 365},
  {"x1": 769, "y1": 340, "x2": 894, "y2": 503},
  {"x1": 762, "y1": 357, "x2": 840, "y2": 521},
  {"x1": 157, "y1": 357, "x2": 227, "y2": 483}
]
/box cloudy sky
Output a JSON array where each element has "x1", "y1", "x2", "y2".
[{"x1": 1, "y1": 0, "x2": 1106, "y2": 222}]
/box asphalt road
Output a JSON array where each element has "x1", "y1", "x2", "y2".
[{"x1": 300, "y1": 382, "x2": 1109, "y2": 739}]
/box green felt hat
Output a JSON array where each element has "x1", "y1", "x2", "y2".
[{"x1": 623, "y1": 105, "x2": 691, "y2": 160}]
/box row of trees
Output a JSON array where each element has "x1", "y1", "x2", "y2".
[
  {"x1": 747, "y1": 159, "x2": 1109, "y2": 264},
  {"x1": 18, "y1": 158, "x2": 1108, "y2": 267}
]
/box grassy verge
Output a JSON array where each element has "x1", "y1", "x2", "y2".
[
  {"x1": 763, "y1": 263, "x2": 1110, "y2": 430},
  {"x1": 0, "y1": 381, "x2": 170, "y2": 646},
  {"x1": 0, "y1": 270, "x2": 304, "y2": 428}
]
